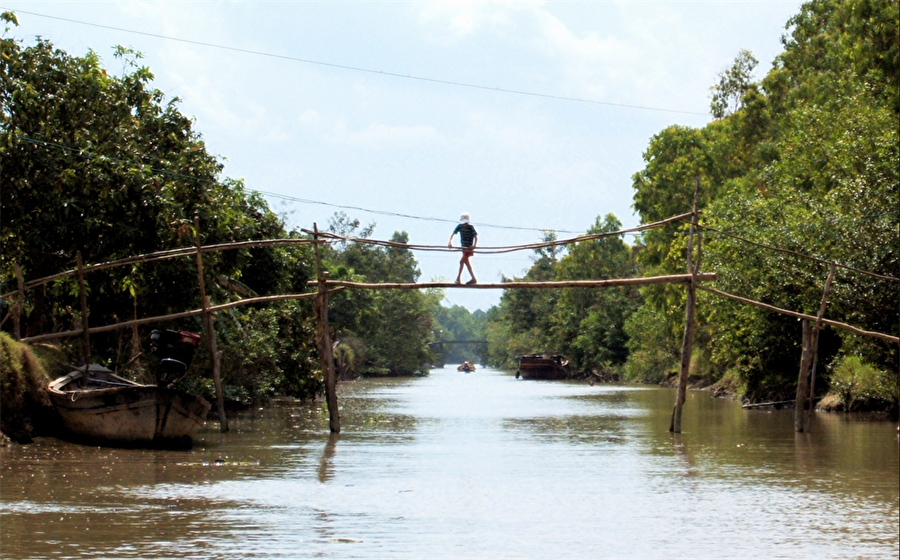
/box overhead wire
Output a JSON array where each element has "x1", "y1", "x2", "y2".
[{"x1": 9, "y1": 8, "x2": 709, "y2": 117}]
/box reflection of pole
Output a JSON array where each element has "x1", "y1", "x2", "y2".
[
  {"x1": 671, "y1": 178, "x2": 699, "y2": 433},
  {"x1": 76, "y1": 251, "x2": 91, "y2": 365},
  {"x1": 313, "y1": 224, "x2": 340, "y2": 433},
  {"x1": 805, "y1": 262, "x2": 836, "y2": 432},
  {"x1": 195, "y1": 216, "x2": 228, "y2": 432}
]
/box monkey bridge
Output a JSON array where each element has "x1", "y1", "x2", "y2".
[{"x1": 4, "y1": 191, "x2": 897, "y2": 437}]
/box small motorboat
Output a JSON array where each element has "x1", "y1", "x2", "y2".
[{"x1": 457, "y1": 361, "x2": 476, "y2": 373}]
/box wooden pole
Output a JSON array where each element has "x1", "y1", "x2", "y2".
[
  {"x1": 671, "y1": 177, "x2": 700, "y2": 433},
  {"x1": 195, "y1": 216, "x2": 228, "y2": 432},
  {"x1": 805, "y1": 262, "x2": 836, "y2": 431},
  {"x1": 313, "y1": 224, "x2": 340, "y2": 433},
  {"x1": 795, "y1": 320, "x2": 813, "y2": 432},
  {"x1": 13, "y1": 264, "x2": 24, "y2": 340},
  {"x1": 76, "y1": 251, "x2": 91, "y2": 365}
]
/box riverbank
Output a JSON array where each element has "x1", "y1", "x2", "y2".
[{"x1": 0, "y1": 334, "x2": 64, "y2": 444}]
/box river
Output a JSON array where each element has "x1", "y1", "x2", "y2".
[{"x1": 1, "y1": 366, "x2": 898, "y2": 559}]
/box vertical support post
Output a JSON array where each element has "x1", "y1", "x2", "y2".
[
  {"x1": 76, "y1": 251, "x2": 91, "y2": 365},
  {"x1": 313, "y1": 224, "x2": 340, "y2": 433},
  {"x1": 795, "y1": 320, "x2": 813, "y2": 432},
  {"x1": 805, "y1": 262, "x2": 836, "y2": 431},
  {"x1": 195, "y1": 216, "x2": 228, "y2": 432},
  {"x1": 13, "y1": 264, "x2": 24, "y2": 341},
  {"x1": 671, "y1": 177, "x2": 700, "y2": 433}
]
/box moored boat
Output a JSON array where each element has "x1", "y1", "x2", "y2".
[
  {"x1": 48, "y1": 365, "x2": 211, "y2": 449},
  {"x1": 47, "y1": 329, "x2": 210, "y2": 449},
  {"x1": 515, "y1": 353, "x2": 572, "y2": 380}
]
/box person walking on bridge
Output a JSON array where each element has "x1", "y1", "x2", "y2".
[{"x1": 448, "y1": 212, "x2": 478, "y2": 284}]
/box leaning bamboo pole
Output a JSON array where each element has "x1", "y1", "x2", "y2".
[
  {"x1": 697, "y1": 286, "x2": 900, "y2": 344},
  {"x1": 18, "y1": 290, "x2": 339, "y2": 344},
  {"x1": 805, "y1": 262, "x2": 836, "y2": 432},
  {"x1": 75, "y1": 251, "x2": 91, "y2": 365},
  {"x1": 2, "y1": 238, "x2": 317, "y2": 296},
  {"x1": 13, "y1": 264, "x2": 24, "y2": 340}
]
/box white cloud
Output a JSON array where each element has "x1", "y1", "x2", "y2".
[{"x1": 329, "y1": 120, "x2": 439, "y2": 147}]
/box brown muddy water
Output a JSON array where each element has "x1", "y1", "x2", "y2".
[{"x1": 1, "y1": 366, "x2": 898, "y2": 559}]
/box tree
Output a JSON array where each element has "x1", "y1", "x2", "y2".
[
  {"x1": 1, "y1": 18, "x2": 321, "y2": 403},
  {"x1": 710, "y1": 49, "x2": 759, "y2": 119}
]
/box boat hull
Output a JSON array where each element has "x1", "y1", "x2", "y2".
[
  {"x1": 515, "y1": 354, "x2": 572, "y2": 380},
  {"x1": 48, "y1": 367, "x2": 211, "y2": 449}
]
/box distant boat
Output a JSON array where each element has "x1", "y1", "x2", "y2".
[
  {"x1": 457, "y1": 361, "x2": 476, "y2": 373},
  {"x1": 515, "y1": 354, "x2": 572, "y2": 380},
  {"x1": 47, "y1": 330, "x2": 210, "y2": 449}
]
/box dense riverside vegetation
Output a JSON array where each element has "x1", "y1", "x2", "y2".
[
  {"x1": 0, "y1": 12, "x2": 435, "y2": 408},
  {"x1": 484, "y1": 0, "x2": 898, "y2": 412},
  {"x1": 2, "y1": 0, "x2": 897, "y2": 423}
]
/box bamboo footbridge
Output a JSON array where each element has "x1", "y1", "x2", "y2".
[{"x1": 4, "y1": 189, "x2": 898, "y2": 436}]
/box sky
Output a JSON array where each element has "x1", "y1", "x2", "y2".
[{"x1": 3, "y1": 1, "x2": 804, "y2": 312}]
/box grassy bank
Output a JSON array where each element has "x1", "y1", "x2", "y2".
[{"x1": 0, "y1": 333, "x2": 67, "y2": 444}]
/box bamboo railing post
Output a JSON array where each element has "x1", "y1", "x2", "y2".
[
  {"x1": 76, "y1": 251, "x2": 91, "y2": 365},
  {"x1": 795, "y1": 320, "x2": 813, "y2": 432},
  {"x1": 671, "y1": 177, "x2": 700, "y2": 433},
  {"x1": 194, "y1": 216, "x2": 228, "y2": 432},
  {"x1": 313, "y1": 224, "x2": 340, "y2": 433},
  {"x1": 805, "y1": 262, "x2": 836, "y2": 432},
  {"x1": 13, "y1": 264, "x2": 24, "y2": 340}
]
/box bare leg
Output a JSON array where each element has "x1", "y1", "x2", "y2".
[{"x1": 462, "y1": 255, "x2": 476, "y2": 283}]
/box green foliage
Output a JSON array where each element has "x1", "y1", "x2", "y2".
[
  {"x1": 626, "y1": 0, "x2": 899, "y2": 402},
  {"x1": 1, "y1": 28, "x2": 322, "y2": 401},
  {"x1": 431, "y1": 302, "x2": 487, "y2": 364},
  {"x1": 710, "y1": 49, "x2": 759, "y2": 119},
  {"x1": 827, "y1": 355, "x2": 898, "y2": 411},
  {"x1": 0, "y1": 333, "x2": 55, "y2": 442},
  {"x1": 622, "y1": 303, "x2": 679, "y2": 384},
  {"x1": 323, "y1": 215, "x2": 433, "y2": 376}
]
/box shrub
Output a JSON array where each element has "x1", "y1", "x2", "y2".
[{"x1": 827, "y1": 355, "x2": 898, "y2": 412}]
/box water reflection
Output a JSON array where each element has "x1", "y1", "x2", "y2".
[
  {"x1": 317, "y1": 434, "x2": 339, "y2": 484},
  {"x1": 1, "y1": 366, "x2": 897, "y2": 559}
]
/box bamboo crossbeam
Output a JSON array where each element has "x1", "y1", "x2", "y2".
[
  {"x1": 310, "y1": 273, "x2": 716, "y2": 290},
  {"x1": 698, "y1": 285, "x2": 899, "y2": 344},
  {"x1": 19, "y1": 290, "x2": 338, "y2": 344}
]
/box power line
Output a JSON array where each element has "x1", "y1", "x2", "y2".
[
  {"x1": 9, "y1": 8, "x2": 709, "y2": 117},
  {"x1": 10, "y1": 132, "x2": 595, "y2": 235}
]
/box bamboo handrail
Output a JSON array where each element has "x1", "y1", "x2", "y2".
[
  {"x1": 301, "y1": 211, "x2": 694, "y2": 255},
  {"x1": 698, "y1": 285, "x2": 899, "y2": 344},
  {"x1": 2, "y1": 238, "x2": 317, "y2": 297}
]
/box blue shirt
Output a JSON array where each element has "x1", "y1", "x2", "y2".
[{"x1": 452, "y1": 223, "x2": 477, "y2": 248}]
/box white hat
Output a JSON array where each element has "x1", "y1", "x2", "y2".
[{"x1": 460, "y1": 213, "x2": 470, "y2": 223}]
